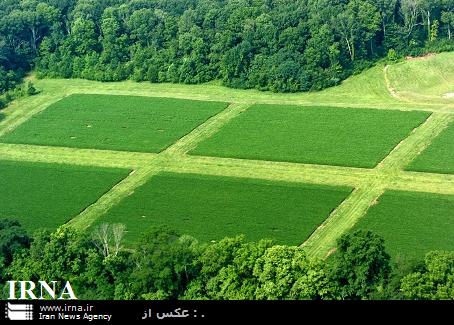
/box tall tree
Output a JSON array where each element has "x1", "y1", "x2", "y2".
[
  {"x1": 401, "y1": 251, "x2": 454, "y2": 299},
  {"x1": 329, "y1": 230, "x2": 391, "y2": 299}
]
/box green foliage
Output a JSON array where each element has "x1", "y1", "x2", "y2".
[
  {"x1": 0, "y1": 94, "x2": 227, "y2": 152},
  {"x1": 254, "y1": 245, "x2": 333, "y2": 300},
  {"x1": 2, "y1": 222, "x2": 454, "y2": 300},
  {"x1": 184, "y1": 237, "x2": 273, "y2": 300},
  {"x1": 6, "y1": 227, "x2": 120, "y2": 299},
  {"x1": 354, "y1": 191, "x2": 454, "y2": 259},
  {"x1": 124, "y1": 227, "x2": 201, "y2": 300},
  {"x1": 329, "y1": 230, "x2": 391, "y2": 299},
  {"x1": 183, "y1": 237, "x2": 333, "y2": 300},
  {"x1": 0, "y1": 160, "x2": 129, "y2": 232},
  {"x1": 0, "y1": 219, "x2": 30, "y2": 296},
  {"x1": 401, "y1": 251, "x2": 454, "y2": 299},
  {"x1": 191, "y1": 104, "x2": 430, "y2": 168},
  {"x1": 26, "y1": 82, "x2": 37, "y2": 96},
  {"x1": 2, "y1": 0, "x2": 452, "y2": 95},
  {"x1": 387, "y1": 49, "x2": 399, "y2": 62},
  {"x1": 95, "y1": 172, "x2": 351, "y2": 245}
]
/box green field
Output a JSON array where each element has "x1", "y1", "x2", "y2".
[
  {"x1": 191, "y1": 105, "x2": 430, "y2": 168},
  {"x1": 354, "y1": 190, "x2": 454, "y2": 259},
  {"x1": 94, "y1": 172, "x2": 352, "y2": 244},
  {"x1": 406, "y1": 121, "x2": 454, "y2": 174},
  {"x1": 0, "y1": 160, "x2": 129, "y2": 231},
  {"x1": 0, "y1": 94, "x2": 228, "y2": 152}
]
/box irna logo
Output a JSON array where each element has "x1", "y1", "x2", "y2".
[{"x1": 7, "y1": 281, "x2": 77, "y2": 300}]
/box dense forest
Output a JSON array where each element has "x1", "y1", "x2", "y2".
[
  {"x1": 1, "y1": 219, "x2": 453, "y2": 300},
  {"x1": 1, "y1": 0, "x2": 454, "y2": 96}
]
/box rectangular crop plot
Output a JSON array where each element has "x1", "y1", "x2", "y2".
[
  {"x1": 354, "y1": 190, "x2": 454, "y2": 259},
  {"x1": 406, "y1": 121, "x2": 454, "y2": 174},
  {"x1": 190, "y1": 105, "x2": 430, "y2": 168},
  {"x1": 0, "y1": 160, "x2": 129, "y2": 231},
  {"x1": 0, "y1": 94, "x2": 228, "y2": 152},
  {"x1": 94, "y1": 173, "x2": 352, "y2": 245}
]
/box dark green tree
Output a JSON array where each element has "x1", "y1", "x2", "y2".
[{"x1": 329, "y1": 230, "x2": 391, "y2": 299}]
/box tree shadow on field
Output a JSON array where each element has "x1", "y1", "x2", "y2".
[{"x1": 0, "y1": 112, "x2": 4, "y2": 123}]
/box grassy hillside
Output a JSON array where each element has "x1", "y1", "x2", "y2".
[{"x1": 386, "y1": 52, "x2": 454, "y2": 104}]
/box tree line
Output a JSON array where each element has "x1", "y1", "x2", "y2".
[
  {"x1": 1, "y1": 218, "x2": 453, "y2": 300},
  {"x1": 0, "y1": 0, "x2": 453, "y2": 97}
]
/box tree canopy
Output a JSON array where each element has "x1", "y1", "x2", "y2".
[{"x1": 0, "y1": 0, "x2": 453, "y2": 96}]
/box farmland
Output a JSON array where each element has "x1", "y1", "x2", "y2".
[
  {"x1": 190, "y1": 104, "x2": 430, "y2": 168},
  {"x1": 93, "y1": 172, "x2": 352, "y2": 244},
  {"x1": 354, "y1": 190, "x2": 454, "y2": 259},
  {"x1": 406, "y1": 122, "x2": 454, "y2": 174},
  {"x1": 0, "y1": 52, "x2": 453, "y2": 260},
  {"x1": 0, "y1": 160, "x2": 128, "y2": 231},
  {"x1": 0, "y1": 94, "x2": 228, "y2": 152}
]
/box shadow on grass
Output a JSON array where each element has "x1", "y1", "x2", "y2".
[{"x1": 0, "y1": 112, "x2": 5, "y2": 122}]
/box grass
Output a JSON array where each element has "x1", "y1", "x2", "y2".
[
  {"x1": 406, "y1": 121, "x2": 454, "y2": 174},
  {"x1": 0, "y1": 94, "x2": 228, "y2": 152},
  {"x1": 354, "y1": 190, "x2": 454, "y2": 259},
  {"x1": 93, "y1": 172, "x2": 352, "y2": 245},
  {"x1": 0, "y1": 52, "x2": 453, "y2": 258},
  {"x1": 27, "y1": 64, "x2": 437, "y2": 111},
  {"x1": 190, "y1": 105, "x2": 430, "y2": 168},
  {"x1": 387, "y1": 52, "x2": 454, "y2": 104},
  {"x1": 0, "y1": 160, "x2": 129, "y2": 232}
]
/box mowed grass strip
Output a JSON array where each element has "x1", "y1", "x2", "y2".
[
  {"x1": 406, "y1": 121, "x2": 454, "y2": 174},
  {"x1": 0, "y1": 94, "x2": 228, "y2": 152},
  {"x1": 191, "y1": 105, "x2": 430, "y2": 168},
  {"x1": 94, "y1": 172, "x2": 352, "y2": 245},
  {"x1": 354, "y1": 190, "x2": 454, "y2": 259},
  {"x1": 0, "y1": 160, "x2": 129, "y2": 231}
]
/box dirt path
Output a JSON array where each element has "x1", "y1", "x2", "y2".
[{"x1": 383, "y1": 65, "x2": 413, "y2": 103}]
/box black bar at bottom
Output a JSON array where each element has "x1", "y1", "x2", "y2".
[{"x1": 1, "y1": 300, "x2": 453, "y2": 322}]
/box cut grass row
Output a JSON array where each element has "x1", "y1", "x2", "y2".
[{"x1": 0, "y1": 58, "x2": 452, "y2": 259}]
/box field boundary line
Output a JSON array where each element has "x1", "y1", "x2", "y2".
[
  {"x1": 302, "y1": 183, "x2": 386, "y2": 259},
  {"x1": 302, "y1": 112, "x2": 454, "y2": 258},
  {"x1": 0, "y1": 94, "x2": 66, "y2": 138},
  {"x1": 164, "y1": 103, "x2": 251, "y2": 155},
  {"x1": 65, "y1": 167, "x2": 160, "y2": 230},
  {"x1": 378, "y1": 113, "x2": 454, "y2": 171},
  {"x1": 0, "y1": 143, "x2": 158, "y2": 169},
  {"x1": 1, "y1": 87, "x2": 454, "y2": 255}
]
